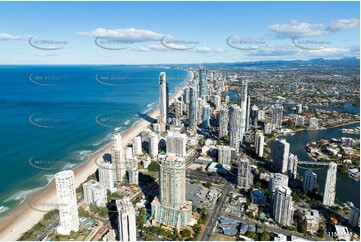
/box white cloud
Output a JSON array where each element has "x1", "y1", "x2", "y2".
[
  {"x1": 131, "y1": 46, "x2": 150, "y2": 52},
  {"x1": 78, "y1": 28, "x2": 165, "y2": 42},
  {"x1": 192, "y1": 47, "x2": 225, "y2": 53},
  {"x1": 268, "y1": 20, "x2": 328, "y2": 38},
  {"x1": 326, "y1": 18, "x2": 359, "y2": 32},
  {"x1": 0, "y1": 33, "x2": 27, "y2": 41}
]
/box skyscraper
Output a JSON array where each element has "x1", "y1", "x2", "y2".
[
  {"x1": 269, "y1": 173, "x2": 289, "y2": 192},
  {"x1": 132, "y1": 136, "x2": 142, "y2": 156},
  {"x1": 111, "y1": 133, "x2": 126, "y2": 181},
  {"x1": 166, "y1": 131, "x2": 187, "y2": 157},
  {"x1": 199, "y1": 68, "x2": 208, "y2": 98},
  {"x1": 188, "y1": 86, "x2": 198, "y2": 131},
  {"x1": 323, "y1": 162, "x2": 337, "y2": 206},
  {"x1": 271, "y1": 104, "x2": 283, "y2": 129},
  {"x1": 237, "y1": 155, "x2": 252, "y2": 190},
  {"x1": 303, "y1": 170, "x2": 317, "y2": 193},
  {"x1": 250, "y1": 105, "x2": 259, "y2": 126},
  {"x1": 287, "y1": 153, "x2": 298, "y2": 180},
  {"x1": 254, "y1": 131, "x2": 264, "y2": 158},
  {"x1": 245, "y1": 95, "x2": 251, "y2": 132},
  {"x1": 272, "y1": 186, "x2": 294, "y2": 226},
  {"x1": 99, "y1": 159, "x2": 116, "y2": 192},
  {"x1": 272, "y1": 138, "x2": 290, "y2": 173},
  {"x1": 55, "y1": 170, "x2": 79, "y2": 235},
  {"x1": 116, "y1": 197, "x2": 136, "y2": 242},
  {"x1": 219, "y1": 106, "x2": 229, "y2": 138},
  {"x1": 239, "y1": 80, "x2": 248, "y2": 140},
  {"x1": 202, "y1": 104, "x2": 210, "y2": 129},
  {"x1": 159, "y1": 72, "x2": 167, "y2": 131},
  {"x1": 174, "y1": 100, "x2": 184, "y2": 117},
  {"x1": 229, "y1": 104, "x2": 241, "y2": 150},
  {"x1": 128, "y1": 167, "x2": 139, "y2": 185},
  {"x1": 151, "y1": 155, "x2": 192, "y2": 229},
  {"x1": 149, "y1": 133, "x2": 159, "y2": 159},
  {"x1": 218, "y1": 145, "x2": 232, "y2": 165}
]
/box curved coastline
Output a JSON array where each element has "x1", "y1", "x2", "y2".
[{"x1": 0, "y1": 69, "x2": 191, "y2": 241}]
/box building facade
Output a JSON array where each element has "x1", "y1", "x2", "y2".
[{"x1": 55, "y1": 170, "x2": 80, "y2": 235}]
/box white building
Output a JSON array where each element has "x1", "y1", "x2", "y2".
[
  {"x1": 287, "y1": 153, "x2": 298, "y2": 180},
  {"x1": 239, "y1": 80, "x2": 248, "y2": 140},
  {"x1": 218, "y1": 145, "x2": 232, "y2": 165},
  {"x1": 303, "y1": 170, "x2": 317, "y2": 193},
  {"x1": 269, "y1": 173, "x2": 289, "y2": 192},
  {"x1": 149, "y1": 133, "x2": 159, "y2": 159},
  {"x1": 111, "y1": 133, "x2": 126, "y2": 181},
  {"x1": 237, "y1": 155, "x2": 252, "y2": 190},
  {"x1": 55, "y1": 170, "x2": 80, "y2": 235},
  {"x1": 128, "y1": 168, "x2": 139, "y2": 185},
  {"x1": 219, "y1": 105, "x2": 229, "y2": 138},
  {"x1": 99, "y1": 159, "x2": 116, "y2": 192},
  {"x1": 303, "y1": 209, "x2": 320, "y2": 234},
  {"x1": 272, "y1": 186, "x2": 294, "y2": 226},
  {"x1": 323, "y1": 162, "x2": 337, "y2": 206},
  {"x1": 214, "y1": 95, "x2": 221, "y2": 109},
  {"x1": 308, "y1": 117, "x2": 319, "y2": 129},
  {"x1": 166, "y1": 131, "x2": 187, "y2": 157},
  {"x1": 229, "y1": 104, "x2": 241, "y2": 150},
  {"x1": 82, "y1": 180, "x2": 107, "y2": 207},
  {"x1": 132, "y1": 136, "x2": 142, "y2": 156},
  {"x1": 271, "y1": 104, "x2": 283, "y2": 129},
  {"x1": 174, "y1": 100, "x2": 184, "y2": 117},
  {"x1": 334, "y1": 225, "x2": 352, "y2": 241},
  {"x1": 254, "y1": 131, "x2": 264, "y2": 158},
  {"x1": 295, "y1": 115, "x2": 305, "y2": 126},
  {"x1": 272, "y1": 138, "x2": 290, "y2": 173},
  {"x1": 264, "y1": 123, "x2": 274, "y2": 134},
  {"x1": 159, "y1": 72, "x2": 167, "y2": 131},
  {"x1": 116, "y1": 197, "x2": 137, "y2": 241}
]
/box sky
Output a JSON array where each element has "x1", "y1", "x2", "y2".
[{"x1": 0, "y1": 1, "x2": 359, "y2": 64}]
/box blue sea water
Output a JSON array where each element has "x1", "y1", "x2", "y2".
[{"x1": 0, "y1": 65, "x2": 189, "y2": 217}]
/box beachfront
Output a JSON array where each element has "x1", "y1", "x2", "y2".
[{"x1": 0, "y1": 80, "x2": 188, "y2": 241}]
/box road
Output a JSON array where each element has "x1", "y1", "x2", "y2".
[
  {"x1": 223, "y1": 212, "x2": 330, "y2": 241},
  {"x1": 201, "y1": 182, "x2": 232, "y2": 241}
]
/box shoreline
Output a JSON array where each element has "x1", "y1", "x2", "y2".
[
  {"x1": 0, "y1": 72, "x2": 190, "y2": 241},
  {"x1": 265, "y1": 120, "x2": 360, "y2": 144}
]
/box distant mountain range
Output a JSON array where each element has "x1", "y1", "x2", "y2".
[{"x1": 167, "y1": 57, "x2": 360, "y2": 69}]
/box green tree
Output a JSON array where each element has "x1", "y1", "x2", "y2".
[
  {"x1": 260, "y1": 231, "x2": 271, "y2": 241},
  {"x1": 181, "y1": 229, "x2": 192, "y2": 238},
  {"x1": 203, "y1": 182, "x2": 212, "y2": 188},
  {"x1": 148, "y1": 161, "x2": 160, "y2": 172}
]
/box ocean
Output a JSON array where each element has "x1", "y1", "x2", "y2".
[{"x1": 0, "y1": 65, "x2": 189, "y2": 217}]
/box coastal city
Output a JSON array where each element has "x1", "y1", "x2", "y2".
[
  {"x1": 0, "y1": 1, "x2": 359, "y2": 242},
  {"x1": 15, "y1": 60, "x2": 360, "y2": 241}
]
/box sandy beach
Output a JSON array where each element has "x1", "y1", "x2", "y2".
[{"x1": 0, "y1": 81, "x2": 187, "y2": 241}]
